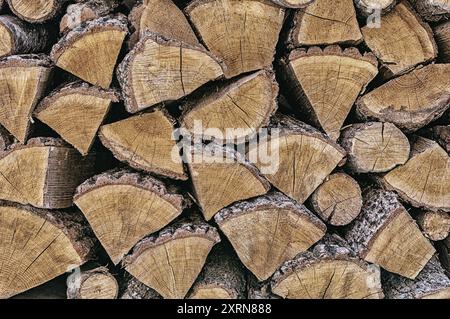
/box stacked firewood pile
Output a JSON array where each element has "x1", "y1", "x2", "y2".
[{"x1": 0, "y1": 0, "x2": 449, "y2": 300}]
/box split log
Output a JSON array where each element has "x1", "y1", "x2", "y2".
[
  {"x1": 289, "y1": 0, "x2": 362, "y2": 46},
  {"x1": 180, "y1": 70, "x2": 278, "y2": 142},
  {"x1": 0, "y1": 201, "x2": 95, "y2": 298},
  {"x1": 7, "y1": 0, "x2": 70, "y2": 23},
  {"x1": 247, "y1": 114, "x2": 346, "y2": 204},
  {"x1": 123, "y1": 218, "x2": 221, "y2": 299},
  {"x1": 271, "y1": 234, "x2": 384, "y2": 299},
  {"x1": 269, "y1": 0, "x2": 313, "y2": 8},
  {"x1": 431, "y1": 125, "x2": 450, "y2": 152},
  {"x1": 185, "y1": 0, "x2": 285, "y2": 79},
  {"x1": 340, "y1": 122, "x2": 410, "y2": 173},
  {"x1": 60, "y1": 0, "x2": 119, "y2": 33},
  {"x1": 117, "y1": 32, "x2": 223, "y2": 114},
  {"x1": 120, "y1": 276, "x2": 162, "y2": 299},
  {"x1": 188, "y1": 245, "x2": 246, "y2": 299},
  {"x1": 34, "y1": 81, "x2": 118, "y2": 155},
  {"x1": 50, "y1": 15, "x2": 127, "y2": 89},
  {"x1": 0, "y1": 138, "x2": 94, "y2": 209},
  {"x1": 380, "y1": 137, "x2": 450, "y2": 212},
  {"x1": 353, "y1": 0, "x2": 397, "y2": 15},
  {"x1": 438, "y1": 236, "x2": 450, "y2": 276},
  {"x1": 356, "y1": 64, "x2": 450, "y2": 132},
  {"x1": 187, "y1": 143, "x2": 270, "y2": 220},
  {"x1": 215, "y1": 192, "x2": 326, "y2": 281},
  {"x1": 417, "y1": 211, "x2": 450, "y2": 241},
  {"x1": 67, "y1": 266, "x2": 118, "y2": 299},
  {"x1": 0, "y1": 54, "x2": 52, "y2": 143},
  {"x1": 361, "y1": 1, "x2": 437, "y2": 78},
  {"x1": 98, "y1": 108, "x2": 187, "y2": 180},
  {"x1": 434, "y1": 21, "x2": 450, "y2": 62},
  {"x1": 74, "y1": 169, "x2": 187, "y2": 264},
  {"x1": 410, "y1": 0, "x2": 450, "y2": 21},
  {"x1": 310, "y1": 173, "x2": 362, "y2": 226},
  {"x1": 345, "y1": 189, "x2": 435, "y2": 279},
  {"x1": 281, "y1": 46, "x2": 378, "y2": 141},
  {"x1": 383, "y1": 256, "x2": 450, "y2": 299},
  {"x1": 0, "y1": 15, "x2": 52, "y2": 57}
]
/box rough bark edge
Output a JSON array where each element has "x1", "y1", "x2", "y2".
[
  {"x1": 66, "y1": 266, "x2": 118, "y2": 299},
  {"x1": 7, "y1": 0, "x2": 70, "y2": 23},
  {"x1": 0, "y1": 136, "x2": 69, "y2": 159},
  {"x1": 269, "y1": 0, "x2": 314, "y2": 8},
  {"x1": 410, "y1": 0, "x2": 450, "y2": 21},
  {"x1": 354, "y1": 0, "x2": 397, "y2": 16},
  {"x1": 0, "y1": 126, "x2": 15, "y2": 151},
  {"x1": 120, "y1": 275, "x2": 162, "y2": 299},
  {"x1": 0, "y1": 53, "x2": 53, "y2": 68}
]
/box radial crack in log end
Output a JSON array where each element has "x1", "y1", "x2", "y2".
[
  {"x1": 67, "y1": 266, "x2": 118, "y2": 299},
  {"x1": 7, "y1": 0, "x2": 69, "y2": 23},
  {"x1": 99, "y1": 108, "x2": 187, "y2": 180},
  {"x1": 185, "y1": 0, "x2": 285, "y2": 79},
  {"x1": 380, "y1": 137, "x2": 450, "y2": 212},
  {"x1": 247, "y1": 113, "x2": 346, "y2": 204},
  {"x1": 289, "y1": 0, "x2": 362, "y2": 46},
  {"x1": 310, "y1": 172, "x2": 362, "y2": 226},
  {"x1": 354, "y1": 0, "x2": 397, "y2": 16},
  {"x1": 0, "y1": 54, "x2": 52, "y2": 143},
  {"x1": 340, "y1": 122, "x2": 410, "y2": 173},
  {"x1": 123, "y1": 218, "x2": 221, "y2": 299},
  {"x1": 118, "y1": 31, "x2": 223, "y2": 113},
  {"x1": 357, "y1": 64, "x2": 450, "y2": 132},
  {"x1": 74, "y1": 169, "x2": 187, "y2": 265},
  {"x1": 361, "y1": 1, "x2": 437, "y2": 78},
  {"x1": 50, "y1": 15, "x2": 128, "y2": 89},
  {"x1": 181, "y1": 69, "x2": 278, "y2": 142},
  {"x1": 281, "y1": 46, "x2": 378, "y2": 141},
  {"x1": 271, "y1": 234, "x2": 384, "y2": 299},
  {"x1": 345, "y1": 189, "x2": 435, "y2": 279},
  {"x1": 188, "y1": 143, "x2": 270, "y2": 221},
  {"x1": 417, "y1": 211, "x2": 450, "y2": 241},
  {"x1": 0, "y1": 201, "x2": 95, "y2": 298},
  {"x1": 0, "y1": 137, "x2": 95, "y2": 209},
  {"x1": 410, "y1": 0, "x2": 450, "y2": 21},
  {"x1": 35, "y1": 81, "x2": 118, "y2": 155},
  {"x1": 215, "y1": 192, "x2": 326, "y2": 281}
]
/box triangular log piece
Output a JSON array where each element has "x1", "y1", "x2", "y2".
[
  {"x1": 310, "y1": 172, "x2": 362, "y2": 226},
  {"x1": 345, "y1": 189, "x2": 435, "y2": 279},
  {"x1": 74, "y1": 169, "x2": 187, "y2": 265},
  {"x1": 340, "y1": 122, "x2": 410, "y2": 173},
  {"x1": 0, "y1": 54, "x2": 52, "y2": 143},
  {"x1": 128, "y1": 0, "x2": 199, "y2": 47},
  {"x1": 417, "y1": 211, "x2": 450, "y2": 241},
  {"x1": 0, "y1": 137, "x2": 95, "y2": 209},
  {"x1": 67, "y1": 266, "x2": 118, "y2": 299},
  {"x1": 247, "y1": 114, "x2": 346, "y2": 204},
  {"x1": 123, "y1": 218, "x2": 221, "y2": 299},
  {"x1": 6, "y1": 0, "x2": 69, "y2": 23},
  {"x1": 215, "y1": 192, "x2": 326, "y2": 281},
  {"x1": 0, "y1": 15, "x2": 52, "y2": 58},
  {"x1": 410, "y1": 0, "x2": 450, "y2": 21},
  {"x1": 181, "y1": 70, "x2": 278, "y2": 142},
  {"x1": 269, "y1": 0, "x2": 313, "y2": 8},
  {"x1": 289, "y1": 0, "x2": 362, "y2": 46},
  {"x1": 50, "y1": 15, "x2": 127, "y2": 89},
  {"x1": 380, "y1": 137, "x2": 450, "y2": 212},
  {"x1": 0, "y1": 201, "x2": 95, "y2": 298},
  {"x1": 34, "y1": 81, "x2": 118, "y2": 155},
  {"x1": 187, "y1": 143, "x2": 270, "y2": 221},
  {"x1": 98, "y1": 108, "x2": 187, "y2": 180},
  {"x1": 117, "y1": 32, "x2": 223, "y2": 114},
  {"x1": 188, "y1": 245, "x2": 246, "y2": 299},
  {"x1": 120, "y1": 275, "x2": 162, "y2": 299},
  {"x1": 354, "y1": 0, "x2": 397, "y2": 15},
  {"x1": 356, "y1": 64, "x2": 450, "y2": 132},
  {"x1": 281, "y1": 46, "x2": 378, "y2": 141},
  {"x1": 361, "y1": 1, "x2": 437, "y2": 78},
  {"x1": 431, "y1": 125, "x2": 450, "y2": 152},
  {"x1": 434, "y1": 21, "x2": 450, "y2": 62},
  {"x1": 383, "y1": 256, "x2": 450, "y2": 299},
  {"x1": 185, "y1": 0, "x2": 285, "y2": 79},
  {"x1": 271, "y1": 234, "x2": 384, "y2": 299}
]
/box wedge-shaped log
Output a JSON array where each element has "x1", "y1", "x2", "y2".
[
  {"x1": 271, "y1": 234, "x2": 384, "y2": 299},
  {"x1": 7, "y1": 0, "x2": 69, "y2": 23},
  {"x1": 186, "y1": 0, "x2": 285, "y2": 78},
  {"x1": 124, "y1": 218, "x2": 221, "y2": 299},
  {"x1": 215, "y1": 192, "x2": 326, "y2": 281},
  {"x1": 345, "y1": 189, "x2": 435, "y2": 279},
  {"x1": 417, "y1": 211, "x2": 450, "y2": 241},
  {"x1": 282, "y1": 46, "x2": 378, "y2": 141},
  {"x1": 354, "y1": 0, "x2": 397, "y2": 15},
  {"x1": 35, "y1": 82, "x2": 118, "y2": 155},
  {"x1": 361, "y1": 1, "x2": 437, "y2": 77},
  {"x1": 0, "y1": 138, "x2": 94, "y2": 209},
  {"x1": 67, "y1": 266, "x2": 118, "y2": 299},
  {"x1": 74, "y1": 169, "x2": 186, "y2": 265},
  {"x1": 380, "y1": 137, "x2": 450, "y2": 212},
  {"x1": 0, "y1": 202, "x2": 95, "y2": 298},
  {"x1": 99, "y1": 108, "x2": 187, "y2": 180},
  {"x1": 356, "y1": 64, "x2": 450, "y2": 132},
  {"x1": 51, "y1": 15, "x2": 127, "y2": 89},
  {"x1": 118, "y1": 32, "x2": 223, "y2": 113},
  {"x1": 340, "y1": 122, "x2": 410, "y2": 173},
  {"x1": 410, "y1": 0, "x2": 450, "y2": 21},
  {"x1": 0, "y1": 54, "x2": 52, "y2": 143},
  {"x1": 247, "y1": 114, "x2": 346, "y2": 204}
]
